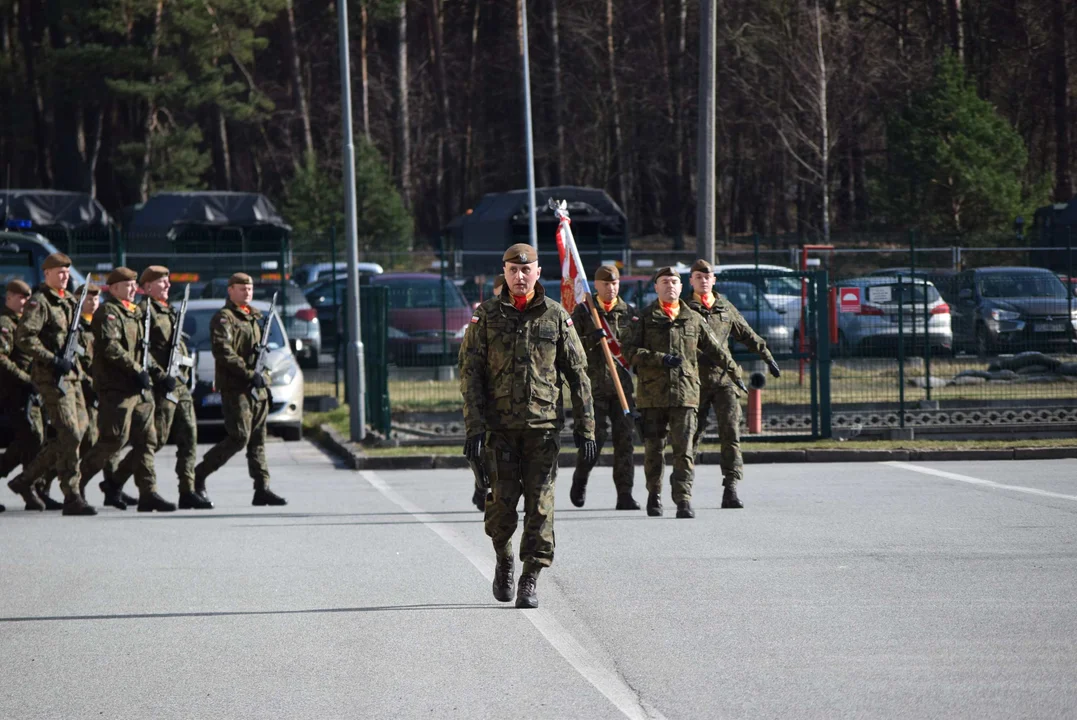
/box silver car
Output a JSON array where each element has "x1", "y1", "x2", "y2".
[
  {"x1": 834, "y1": 276, "x2": 952, "y2": 356},
  {"x1": 182, "y1": 299, "x2": 305, "y2": 441}
]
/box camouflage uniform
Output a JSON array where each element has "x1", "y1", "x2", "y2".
[
  {"x1": 12, "y1": 286, "x2": 89, "y2": 500},
  {"x1": 687, "y1": 292, "x2": 774, "y2": 490},
  {"x1": 0, "y1": 306, "x2": 43, "y2": 480},
  {"x1": 112, "y1": 297, "x2": 198, "y2": 494},
  {"x1": 193, "y1": 299, "x2": 273, "y2": 490},
  {"x1": 78, "y1": 296, "x2": 159, "y2": 496},
  {"x1": 622, "y1": 299, "x2": 740, "y2": 504},
  {"x1": 457, "y1": 324, "x2": 488, "y2": 505},
  {"x1": 462, "y1": 283, "x2": 594, "y2": 569},
  {"x1": 569, "y1": 299, "x2": 636, "y2": 494}
]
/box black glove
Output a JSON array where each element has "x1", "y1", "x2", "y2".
[
  {"x1": 159, "y1": 376, "x2": 178, "y2": 393},
  {"x1": 53, "y1": 356, "x2": 74, "y2": 377},
  {"x1": 632, "y1": 411, "x2": 645, "y2": 442},
  {"x1": 576, "y1": 433, "x2": 597, "y2": 464},
  {"x1": 136, "y1": 370, "x2": 152, "y2": 390},
  {"x1": 662, "y1": 354, "x2": 682, "y2": 368},
  {"x1": 251, "y1": 372, "x2": 267, "y2": 390},
  {"x1": 590, "y1": 327, "x2": 609, "y2": 343},
  {"x1": 734, "y1": 376, "x2": 749, "y2": 394},
  {"x1": 766, "y1": 358, "x2": 781, "y2": 378},
  {"x1": 463, "y1": 433, "x2": 484, "y2": 462}
]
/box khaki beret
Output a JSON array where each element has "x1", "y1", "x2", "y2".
[
  {"x1": 228, "y1": 272, "x2": 254, "y2": 286},
  {"x1": 42, "y1": 252, "x2": 72, "y2": 271},
  {"x1": 502, "y1": 243, "x2": 538, "y2": 265},
  {"x1": 5, "y1": 279, "x2": 32, "y2": 296},
  {"x1": 140, "y1": 265, "x2": 170, "y2": 285},
  {"x1": 594, "y1": 265, "x2": 620, "y2": 282},
  {"x1": 652, "y1": 266, "x2": 679, "y2": 283},
  {"x1": 106, "y1": 267, "x2": 138, "y2": 285},
  {"x1": 690, "y1": 259, "x2": 713, "y2": 275},
  {"x1": 78, "y1": 283, "x2": 101, "y2": 296}
]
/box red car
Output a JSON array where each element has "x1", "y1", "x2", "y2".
[{"x1": 371, "y1": 273, "x2": 474, "y2": 366}]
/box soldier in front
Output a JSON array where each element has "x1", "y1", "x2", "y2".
[{"x1": 462, "y1": 244, "x2": 595, "y2": 609}]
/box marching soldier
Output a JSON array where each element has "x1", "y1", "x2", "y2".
[
  {"x1": 462, "y1": 244, "x2": 595, "y2": 609},
  {"x1": 0, "y1": 279, "x2": 41, "y2": 512},
  {"x1": 110, "y1": 267, "x2": 211, "y2": 509},
  {"x1": 568, "y1": 265, "x2": 639, "y2": 510},
  {"x1": 8, "y1": 253, "x2": 95, "y2": 515},
  {"x1": 192, "y1": 273, "x2": 288, "y2": 507},
  {"x1": 78, "y1": 267, "x2": 174, "y2": 512},
  {"x1": 460, "y1": 273, "x2": 505, "y2": 511},
  {"x1": 687, "y1": 260, "x2": 781, "y2": 509},
  {"x1": 622, "y1": 267, "x2": 746, "y2": 519}
]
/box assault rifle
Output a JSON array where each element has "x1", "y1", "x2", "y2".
[
  {"x1": 250, "y1": 292, "x2": 278, "y2": 400},
  {"x1": 56, "y1": 282, "x2": 90, "y2": 396},
  {"x1": 163, "y1": 284, "x2": 194, "y2": 403},
  {"x1": 141, "y1": 298, "x2": 153, "y2": 399}
]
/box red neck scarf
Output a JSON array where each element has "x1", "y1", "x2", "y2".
[
  {"x1": 661, "y1": 301, "x2": 678, "y2": 319},
  {"x1": 599, "y1": 298, "x2": 615, "y2": 313}
]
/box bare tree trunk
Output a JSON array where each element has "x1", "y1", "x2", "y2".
[
  {"x1": 395, "y1": 0, "x2": 411, "y2": 205},
  {"x1": 284, "y1": 0, "x2": 314, "y2": 164},
  {"x1": 1051, "y1": 0, "x2": 1071, "y2": 201},
  {"x1": 360, "y1": 1, "x2": 370, "y2": 140},
  {"x1": 673, "y1": 0, "x2": 687, "y2": 248},
  {"x1": 140, "y1": 0, "x2": 166, "y2": 202},
  {"x1": 17, "y1": 0, "x2": 50, "y2": 185},
  {"x1": 946, "y1": 0, "x2": 964, "y2": 63},
  {"x1": 606, "y1": 0, "x2": 629, "y2": 218},
  {"x1": 84, "y1": 105, "x2": 105, "y2": 197},
  {"x1": 428, "y1": 0, "x2": 453, "y2": 223},
  {"x1": 814, "y1": 1, "x2": 830, "y2": 243},
  {"x1": 214, "y1": 106, "x2": 232, "y2": 190},
  {"x1": 461, "y1": 0, "x2": 480, "y2": 207},
  {"x1": 549, "y1": 0, "x2": 564, "y2": 185}
]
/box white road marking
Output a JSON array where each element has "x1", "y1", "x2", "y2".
[
  {"x1": 360, "y1": 470, "x2": 664, "y2": 720},
  {"x1": 885, "y1": 461, "x2": 1077, "y2": 502}
]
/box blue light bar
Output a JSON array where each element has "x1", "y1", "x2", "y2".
[{"x1": 5, "y1": 219, "x2": 32, "y2": 230}]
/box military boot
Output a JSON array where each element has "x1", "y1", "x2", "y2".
[
  {"x1": 676, "y1": 500, "x2": 696, "y2": 519},
  {"x1": 194, "y1": 474, "x2": 212, "y2": 504},
  {"x1": 9, "y1": 478, "x2": 44, "y2": 511},
  {"x1": 178, "y1": 491, "x2": 214, "y2": 510},
  {"x1": 62, "y1": 495, "x2": 97, "y2": 516},
  {"x1": 253, "y1": 488, "x2": 288, "y2": 506},
  {"x1": 492, "y1": 555, "x2": 515, "y2": 603},
  {"x1": 722, "y1": 483, "x2": 744, "y2": 509},
  {"x1": 0, "y1": 503, "x2": 5, "y2": 512},
  {"x1": 102, "y1": 478, "x2": 138, "y2": 507},
  {"x1": 569, "y1": 476, "x2": 587, "y2": 508},
  {"x1": 615, "y1": 492, "x2": 640, "y2": 510},
  {"x1": 646, "y1": 491, "x2": 663, "y2": 517},
  {"x1": 515, "y1": 573, "x2": 539, "y2": 609},
  {"x1": 137, "y1": 492, "x2": 177, "y2": 513},
  {"x1": 37, "y1": 488, "x2": 64, "y2": 511},
  {"x1": 99, "y1": 481, "x2": 128, "y2": 510}
]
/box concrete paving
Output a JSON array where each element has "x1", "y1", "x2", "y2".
[{"x1": 2, "y1": 443, "x2": 1075, "y2": 719}]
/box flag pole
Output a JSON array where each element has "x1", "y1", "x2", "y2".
[{"x1": 551, "y1": 199, "x2": 630, "y2": 415}]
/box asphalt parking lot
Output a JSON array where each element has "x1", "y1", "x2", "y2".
[{"x1": 2, "y1": 442, "x2": 1075, "y2": 719}]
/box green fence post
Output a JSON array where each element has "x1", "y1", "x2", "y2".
[
  {"x1": 923, "y1": 272, "x2": 932, "y2": 402},
  {"x1": 116, "y1": 226, "x2": 126, "y2": 269},
  {"x1": 897, "y1": 274, "x2": 906, "y2": 429},
  {"x1": 439, "y1": 235, "x2": 448, "y2": 361},
  {"x1": 814, "y1": 269, "x2": 832, "y2": 438},
  {"x1": 330, "y1": 227, "x2": 340, "y2": 401},
  {"x1": 809, "y1": 274, "x2": 819, "y2": 439}
]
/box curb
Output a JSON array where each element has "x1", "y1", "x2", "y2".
[{"x1": 306, "y1": 425, "x2": 1077, "y2": 470}]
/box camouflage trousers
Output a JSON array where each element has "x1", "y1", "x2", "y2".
[
  {"x1": 468, "y1": 459, "x2": 489, "y2": 495},
  {"x1": 195, "y1": 393, "x2": 270, "y2": 489},
  {"x1": 484, "y1": 429, "x2": 560, "y2": 568},
  {"x1": 80, "y1": 391, "x2": 158, "y2": 495},
  {"x1": 0, "y1": 394, "x2": 44, "y2": 480},
  {"x1": 640, "y1": 406, "x2": 697, "y2": 504},
  {"x1": 572, "y1": 392, "x2": 635, "y2": 493},
  {"x1": 692, "y1": 382, "x2": 743, "y2": 487},
  {"x1": 15, "y1": 382, "x2": 88, "y2": 500},
  {"x1": 43, "y1": 403, "x2": 102, "y2": 496},
  {"x1": 114, "y1": 386, "x2": 198, "y2": 494}
]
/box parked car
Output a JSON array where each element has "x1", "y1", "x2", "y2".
[
  {"x1": 833, "y1": 276, "x2": 952, "y2": 356},
  {"x1": 182, "y1": 299, "x2": 304, "y2": 441},
  {"x1": 293, "y1": 261, "x2": 384, "y2": 288},
  {"x1": 951, "y1": 267, "x2": 1077, "y2": 356},
  {"x1": 617, "y1": 274, "x2": 657, "y2": 309},
  {"x1": 714, "y1": 281, "x2": 796, "y2": 355},
  {"x1": 0, "y1": 231, "x2": 87, "y2": 289},
  {"x1": 713, "y1": 264, "x2": 803, "y2": 315},
  {"x1": 306, "y1": 272, "x2": 473, "y2": 365},
  {"x1": 868, "y1": 267, "x2": 958, "y2": 304},
  {"x1": 200, "y1": 278, "x2": 321, "y2": 368}
]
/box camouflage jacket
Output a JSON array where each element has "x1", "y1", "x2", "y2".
[
  {"x1": 570, "y1": 298, "x2": 634, "y2": 401},
  {"x1": 16, "y1": 286, "x2": 84, "y2": 386},
  {"x1": 461, "y1": 284, "x2": 595, "y2": 439},
  {"x1": 143, "y1": 297, "x2": 192, "y2": 384},
  {"x1": 687, "y1": 293, "x2": 773, "y2": 389},
  {"x1": 91, "y1": 296, "x2": 155, "y2": 394},
  {"x1": 77, "y1": 315, "x2": 97, "y2": 405},
  {"x1": 210, "y1": 299, "x2": 270, "y2": 399},
  {"x1": 622, "y1": 299, "x2": 740, "y2": 410},
  {"x1": 0, "y1": 306, "x2": 33, "y2": 399}
]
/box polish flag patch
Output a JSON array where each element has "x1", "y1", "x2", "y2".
[
  {"x1": 470, "y1": 315, "x2": 479, "y2": 324},
  {"x1": 566, "y1": 318, "x2": 574, "y2": 327}
]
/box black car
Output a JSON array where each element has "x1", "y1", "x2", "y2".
[{"x1": 951, "y1": 267, "x2": 1077, "y2": 356}]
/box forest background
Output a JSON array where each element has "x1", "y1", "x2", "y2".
[{"x1": 0, "y1": 0, "x2": 1073, "y2": 253}]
